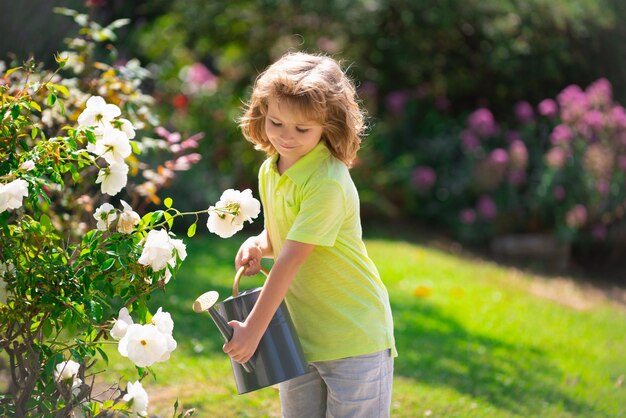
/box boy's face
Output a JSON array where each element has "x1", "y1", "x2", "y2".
[{"x1": 265, "y1": 97, "x2": 324, "y2": 171}]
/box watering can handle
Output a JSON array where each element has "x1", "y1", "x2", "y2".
[{"x1": 233, "y1": 265, "x2": 270, "y2": 297}]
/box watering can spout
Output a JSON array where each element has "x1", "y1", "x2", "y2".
[{"x1": 193, "y1": 290, "x2": 254, "y2": 373}]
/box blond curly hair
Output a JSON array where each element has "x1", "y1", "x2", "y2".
[{"x1": 239, "y1": 52, "x2": 366, "y2": 167}]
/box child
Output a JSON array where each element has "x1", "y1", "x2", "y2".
[{"x1": 224, "y1": 51, "x2": 397, "y2": 418}]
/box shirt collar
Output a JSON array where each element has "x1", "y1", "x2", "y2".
[{"x1": 271, "y1": 141, "x2": 331, "y2": 186}]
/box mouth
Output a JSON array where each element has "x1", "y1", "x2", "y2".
[{"x1": 277, "y1": 142, "x2": 297, "y2": 150}]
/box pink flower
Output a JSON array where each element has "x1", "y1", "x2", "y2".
[
  {"x1": 489, "y1": 148, "x2": 509, "y2": 166},
  {"x1": 514, "y1": 101, "x2": 534, "y2": 124},
  {"x1": 545, "y1": 147, "x2": 566, "y2": 169},
  {"x1": 538, "y1": 99, "x2": 558, "y2": 118},
  {"x1": 557, "y1": 85, "x2": 590, "y2": 123},
  {"x1": 565, "y1": 204, "x2": 587, "y2": 229},
  {"x1": 596, "y1": 180, "x2": 609, "y2": 196},
  {"x1": 581, "y1": 109, "x2": 605, "y2": 134},
  {"x1": 618, "y1": 156, "x2": 626, "y2": 171},
  {"x1": 585, "y1": 78, "x2": 612, "y2": 108},
  {"x1": 467, "y1": 108, "x2": 497, "y2": 138},
  {"x1": 165, "y1": 153, "x2": 202, "y2": 171},
  {"x1": 461, "y1": 130, "x2": 480, "y2": 151},
  {"x1": 550, "y1": 124, "x2": 573, "y2": 145},
  {"x1": 187, "y1": 63, "x2": 217, "y2": 89},
  {"x1": 610, "y1": 106, "x2": 626, "y2": 130},
  {"x1": 476, "y1": 195, "x2": 497, "y2": 220},
  {"x1": 155, "y1": 126, "x2": 181, "y2": 144},
  {"x1": 411, "y1": 166, "x2": 437, "y2": 192},
  {"x1": 459, "y1": 208, "x2": 476, "y2": 224},
  {"x1": 508, "y1": 140, "x2": 528, "y2": 169}
]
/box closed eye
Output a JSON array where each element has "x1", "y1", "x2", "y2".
[
  {"x1": 270, "y1": 120, "x2": 282, "y2": 127},
  {"x1": 296, "y1": 127, "x2": 310, "y2": 133}
]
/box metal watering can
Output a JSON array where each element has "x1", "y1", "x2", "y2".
[{"x1": 193, "y1": 265, "x2": 309, "y2": 394}]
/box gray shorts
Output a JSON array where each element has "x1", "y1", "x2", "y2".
[{"x1": 279, "y1": 349, "x2": 394, "y2": 418}]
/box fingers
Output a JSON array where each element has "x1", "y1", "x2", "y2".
[
  {"x1": 222, "y1": 321, "x2": 256, "y2": 364},
  {"x1": 236, "y1": 246, "x2": 263, "y2": 275}
]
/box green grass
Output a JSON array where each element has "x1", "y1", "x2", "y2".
[{"x1": 101, "y1": 229, "x2": 626, "y2": 417}]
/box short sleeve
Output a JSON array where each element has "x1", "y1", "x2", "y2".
[{"x1": 287, "y1": 179, "x2": 345, "y2": 246}]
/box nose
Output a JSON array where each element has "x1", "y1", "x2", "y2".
[{"x1": 279, "y1": 128, "x2": 294, "y2": 140}]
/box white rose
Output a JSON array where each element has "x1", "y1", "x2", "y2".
[
  {"x1": 151, "y1": 307, "x2": 174, "y2": 335},
  {"x1": 118, "y1": 324, "x2": 174, "y2": 367},
  {"x1": 138, "y1": 229, "x2": 174, "y2": 272},
  {"x1": 78, "y1": 96, "x2": 121, "y2": 127},
  {"x1": 110, "y1": 307, "x2": 134, "y2": 340},
  {"x1": 237, "y1": 188, "x2": 261, "y2": 223},
  {"x1": 123, "y1": 381, "x2": 149, "y2": 418},
  {"x1": 91, "y1": 125, "x2": 132, "y2": 165},
  {"x1": 71, "y1": 378, "x2": 83, "y2": 397},
  {"x1": 206, "y1": 189, "x2": 260, "y2": 238},
  {"x1": 115, "y1": 118, "x2": 136, "y2": 139},
  {"x1": 93, "y1": 203, "x2": 117, "y2": 231},
  {"x1": 206, "y1": 210, "x2": 242, "y2": 238},
  {"x1": 54, "y1": 360, "x2": 80, "y2": 382},
  {"x1": 162, "y1": 237, "x2": 187, "y2": 283},
  {"x1": 117, "y1": 200, "x2": 140, "y2": 234},
  {"x1": 96, "y1": 162, "x2": 128, "y2": 196},
  {"x1": 0, "y1": 179, "x2": 29, "y2": 213},
  {"x1": 19, "y1": 160, "x2": 35, "y2": 171}
]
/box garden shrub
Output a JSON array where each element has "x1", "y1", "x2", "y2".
[{"x1": 0, "y1": 9, "x2": 259, "y2": 417}]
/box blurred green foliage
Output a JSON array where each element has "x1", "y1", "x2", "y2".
[{"x1": 6, "y1": 0, "x2": 626, "y2": 249}]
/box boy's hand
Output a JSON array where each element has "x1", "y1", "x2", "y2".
[
  {"x1": 223, "y1": 320, "x2": 262, "y2": 364},
  {"x1": 235, "y1": 239, "x2": 263, "y2": 275}
]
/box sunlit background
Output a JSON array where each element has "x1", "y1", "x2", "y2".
[{"x1": 5, "y1": 0, "x2": 626, "y2": 273}]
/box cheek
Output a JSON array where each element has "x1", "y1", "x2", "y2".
[{"x1": 264, "y1": 121, "x2": 277, "y2": 138}]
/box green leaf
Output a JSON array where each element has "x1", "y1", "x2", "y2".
[
  {"x1": 4, "y1": 67, "x2": 20, "y2": 77},
  {"x1": 96, "y1": 346, "x2": 109, "y2": 365},
  {"x1": 29, "y1": 101, "x2": 42, "y2": 112},
  {"x1": 130, "y1": 140, "x2": 141, "y2": 155},
  {"x1": 164, "y1": 211, "x2": 174, "y2": 228},
  {"x1": 42, "y1": 319, "x2": 54, "y2": 338},
  {"x1": 164, "y1": 197, "x2": 173, "y2": 208},
  {"x1": 47, "y1": 93, "x2": 57, "y2": 106},
  {"x1": 40, "y1": 214, "x2": 53, "y2": 231},
  {"x1": 101, "y1": 258, "x2": 115, "y2": 271},
  {"x1": 51, "y1": 83, "x2": 69, "y2": 97},
  {"x1": 89, "y1": 300, "x2": 103, "y2": 323},
  {"x1": 150, "y1": 210, "x2": 164, "y2": 225},
  {"x1": 31, "y1": 127, "x2": 39, "y2": 140},
  {"x1": 85, "y1": 129, "x2": 96, "y2": 144},
  {"x1": 187, "y1": 222, "x2": 197, "y2": 238},
  {"x1": 11, "y1": 104, "x2": 20, "y2": 119}
]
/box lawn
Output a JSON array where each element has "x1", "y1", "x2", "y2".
[{"x1": 101, "y1": 227, "x2": 626, "y2": 417}]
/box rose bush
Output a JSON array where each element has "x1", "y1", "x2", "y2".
[{"x1": 0, "y1": 9, "x2": 259, "y2": 417}]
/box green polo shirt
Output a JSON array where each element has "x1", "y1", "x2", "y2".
[{"x1": 258, "y1": 142, "x2": 396, "y2": 362}]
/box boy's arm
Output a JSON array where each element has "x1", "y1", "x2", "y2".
[
  {"x1": 235, "y1": 229, "x2": 273, "y2": 275},
  {"x1": 223, "y1": 239, "x2": 314, "y2": 364}
]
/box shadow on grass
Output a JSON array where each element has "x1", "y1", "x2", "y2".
[
  {"x1": 392, "y1": 296, "x2": 602, "y2": 417},
  {"x1": 152, "y1": 231, "x2": 606, "y2": 417}
]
